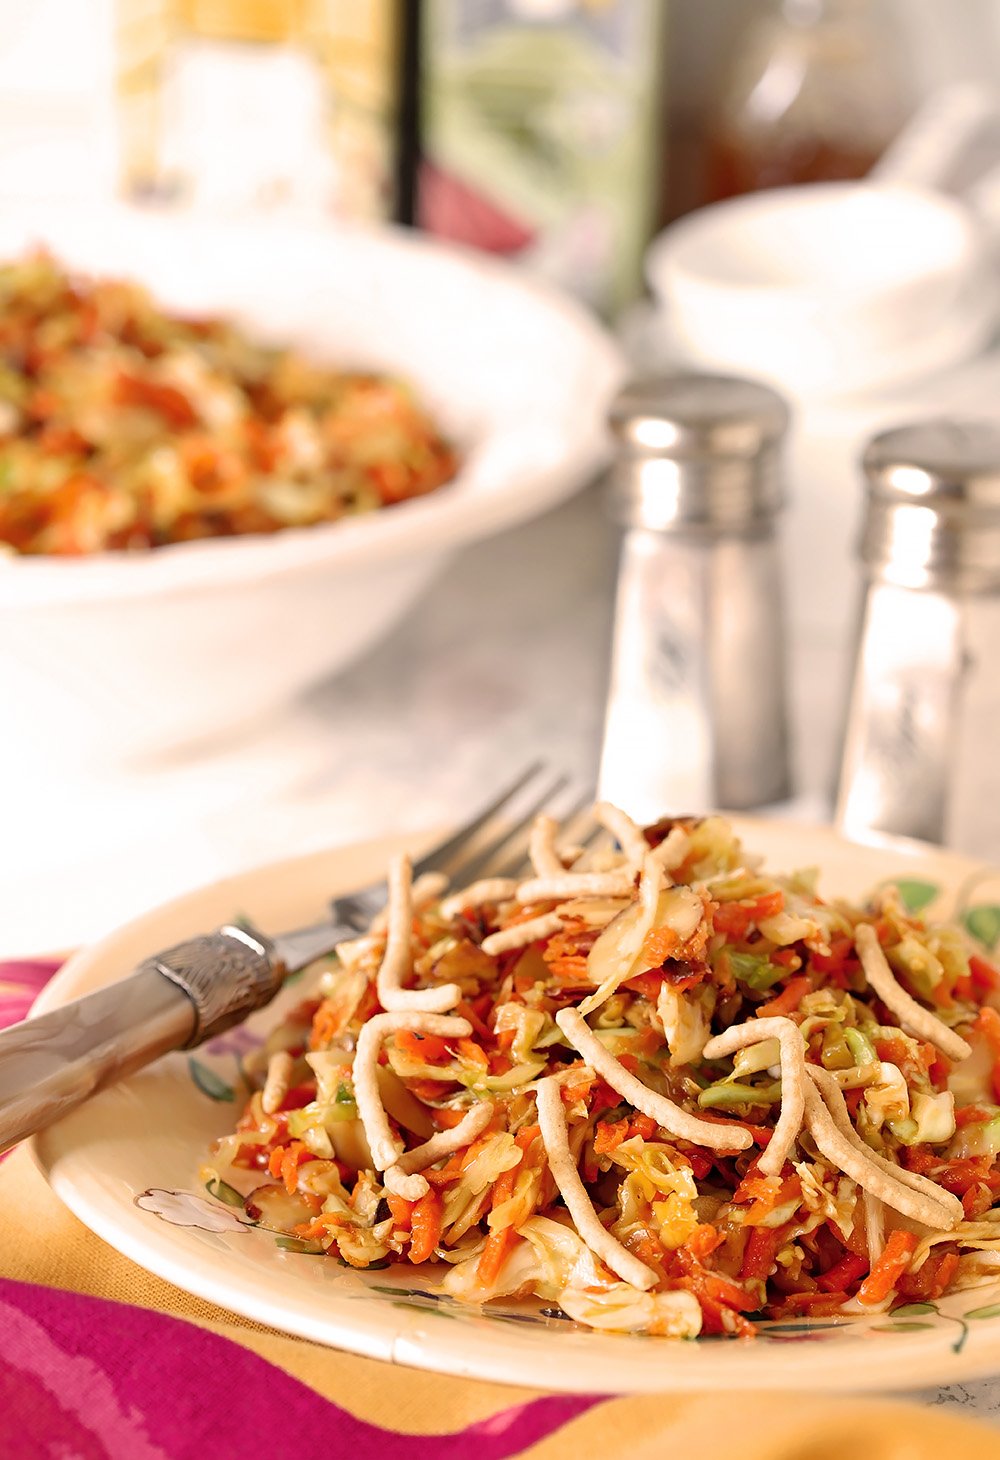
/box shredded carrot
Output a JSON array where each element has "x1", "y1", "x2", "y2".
[
  {"x1": 421, "y1": 1152, "x2": 468, "y2": 1186},
  {"x1": 514, "y1": 1124, "x2": 541, "y2": 1152},
  {"x1": 457, "y1": 1038, "x2": 489, "y2": 1070},
  {"x1": 293, "y1": 1211, "x2": 343, "y2": 1240},
  {"x1": 732, "y1": 1167, "x2": 771, "y2": 1203},
  {"x1": 476, "y1": 1162, "x2": 522, "y2": 1285},
  {"x1": 281, "y1": 1141, "x2": 308, "y2": 1194},
  {"x1": 268, "y1": 1141, "x2": 309, "y2": 1193},
  {"x1": 684, "y1": 1224, "x2": 723, "y2": 1261},
  {"x1": 477, "y1": 1224, "x2": 518, "y2": 1287},
  {"x1": 856, "y1": 1230, "x2": 918, "y2": 1305},
  {"x1": 407, "y1": 1189, "x2": 443, "y2": 1264},
  {"x1": 408, "y1": 1078, "x2": 453, "y2": 1102},
  {"x1": 431, "y1": 1105, "x2": 471, "y2": 1130},
  {"x1": 560, "y1": 1073, "x2": 595, "y2": 1105},
  {"x1": 394, "y1": 1029, "x2": 451, "y2": 1063},
  {"x1": 741, "y1": 1176, "x2": 802, "y2": 1225},
  {"x1": 640, "y1": 925, "x2": 683, "y2": 966},
  {"x1": 491, "y1": 1163, "x2": 520, "y2": 1210},
  {"x1": 594, "y1": 1118, "x2": 629, "y2": 1155},
  {"x1": 629, "y1": 1113, "x2": 658, "y2": 1141},
  {"x1": 976, "y1": 1006, "x2": 1000, "y2": 1055},
  {"x1": 386, "y1": 1193, "x2": 414, "y2": 1230},
  {"x1": 757, "y1": 976, "x2": 812, "y2": 1018},
  {"x1": 309, "y1": 1002, "x2": 343, "y2": 1050}
]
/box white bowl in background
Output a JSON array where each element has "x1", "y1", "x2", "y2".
[
  {"x1": 646, "y1": 182, "x2": 997, "y2": 399},
  {"x1": 0, "y1": 206, "x2": 622, "y2": 764}
]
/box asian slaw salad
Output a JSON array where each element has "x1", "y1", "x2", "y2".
[
  {"x1": 207, "y1": 808, "x2": 1000, "y2": 1338},
  {"x1": 0, "y1": 255, "x2": 457, "y2": 555}
]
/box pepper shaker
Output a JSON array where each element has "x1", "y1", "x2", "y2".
[
  {"x1": 835, "y1": 420, "x2": 1000, "y2": 859},
  {"x1": 597, "y1": 373, "x2": 792, "y2": 823}
]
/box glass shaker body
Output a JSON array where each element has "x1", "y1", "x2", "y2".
[
  {"x1": 836, "y1": 421, "x2": 1000, "y2": 860},
  {"x1": 598, "y1": 374, "x2": 792, "y2": 822}
]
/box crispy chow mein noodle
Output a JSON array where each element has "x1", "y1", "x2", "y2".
[{"x1": 209, "y1": 809, "x2": 1000, "y2": 1337}]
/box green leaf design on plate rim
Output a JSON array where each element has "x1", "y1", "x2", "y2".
[
  {"x1": 204, "y1": 1176, "x2": 244, "y2": 1207},
  {"x1": 188, "y1": 1056, "x2": 234, "y2": 1101},
  {"x1": 888, "y1": 879, "x2": 939, "y2": 915},
  {"x1": 963, "y1": 906, "x2": 1000, "y2": 952}
]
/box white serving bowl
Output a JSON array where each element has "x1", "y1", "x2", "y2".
[{"x1": 0, "y1": 206, "x2": 622, "y2": 763}]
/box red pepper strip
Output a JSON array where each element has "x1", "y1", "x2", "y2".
[
  {"x1": 712, "y1": 891, "x2": 785, "y2": 940},
  {"x1": 970, "y1": 955, "x2": 1000, "y2": 992},
  {"x1": 771, "y1": 1291, "x2": 851, "y2": 1318},
  {"x1": 955, "y1": 1105, "x2": 994, "y2": 1128},
  {"x1": 810, "y1": 935, "x2": 853, "y2": 972},
  {"x1": 816, "y1": 1251, "x2": 869, "y2": 1292},
  {"x1": 740, "y1": 1225, "x2": 782, "y2": 1283}
]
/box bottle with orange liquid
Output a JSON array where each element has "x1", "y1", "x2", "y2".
[{"x1": 706, "y1": 0, "x2": 910, "y2": 202}]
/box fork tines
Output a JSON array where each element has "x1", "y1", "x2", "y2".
[{"x1": 414, "y1": 764, "x2": 594, "y2": 885}]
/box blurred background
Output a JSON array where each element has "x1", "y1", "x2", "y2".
[
  {"x1": 2, "y1": 1, "x2": 996, "y2": 269},
  {"x1": 5, "y1": 0, "x2": 1000, "y2": 954}
]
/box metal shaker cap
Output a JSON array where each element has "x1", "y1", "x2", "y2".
[
  {"x1": 860, "y1": 419, "x2": 1000, "y2": 591},
  {"x1": 607, "y1": 373, "x2": 790, "y2": 533}
]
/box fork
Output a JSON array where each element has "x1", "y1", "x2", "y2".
[{"x1": 0, "y1": 765, "x2": 593, "y2": 1156}]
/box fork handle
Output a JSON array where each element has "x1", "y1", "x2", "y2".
[{"x1": 0, "y1": 926, "x2": 282, "y2": 1156}]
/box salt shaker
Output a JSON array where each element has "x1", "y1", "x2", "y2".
[
  {"x1": 836, "y1": 420, "x2": 1000, "y2": 860},
  {"x1": 597, "y1": 373, "x2": 792, "y2": 823}
]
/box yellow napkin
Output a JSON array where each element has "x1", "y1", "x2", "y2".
[{"x1": 2, "y1": 1143, "x2": 998, "y2": 1459}]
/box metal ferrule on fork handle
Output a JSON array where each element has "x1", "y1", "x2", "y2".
[{"x1": 0, "y1": 926, "x2": 282, "y2": 1157}]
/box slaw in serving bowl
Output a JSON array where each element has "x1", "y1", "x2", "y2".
[{"x1": 0, "y1": 206, "x2": 620, "y2": 762}]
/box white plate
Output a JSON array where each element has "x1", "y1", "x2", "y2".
[{"x1": 30, "y1": 821, "x2": 1000, "y2": 1392}]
